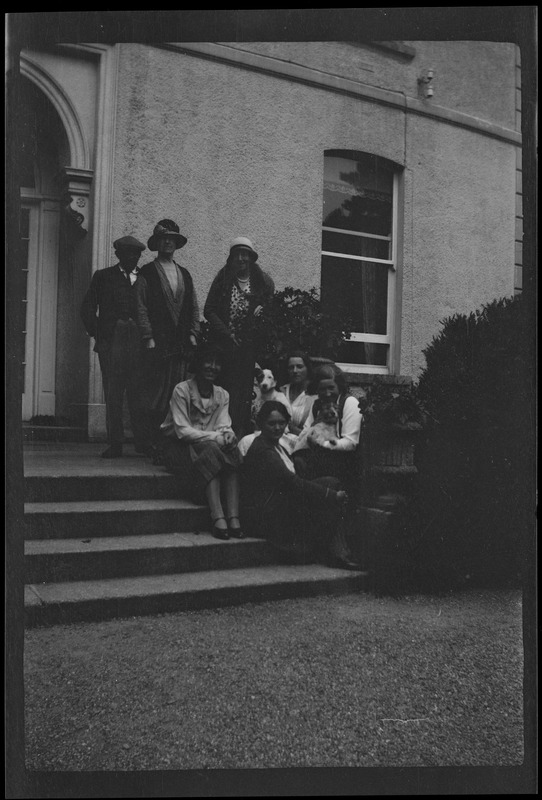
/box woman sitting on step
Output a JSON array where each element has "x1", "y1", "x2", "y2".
[
  {"x1": 160, "y1": 344, "x2": 243, "y2": 540},
  {"x1": 239, "y1": 400, "x2": 361, "y2": 569},
  {"x1": 292, "y1": 364, "x2": 363, "y2": 508}
]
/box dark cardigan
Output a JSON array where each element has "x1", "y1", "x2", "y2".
[
  {"x1": 203, "y1": 262, "x2": 274, "y2": 347},
  {"x1": 136, "y1": 260, "x2": 198, "y2": 356},
  {"x1": 241, "y1": 434, "x2": 337, "y2": 511}
]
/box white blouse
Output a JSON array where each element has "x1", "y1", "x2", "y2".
[
  {"x1": 280, "y1": 384, "x2": 315, "y2": 430},
  {"x1": 294, "y1": 394, "x2": 362, "y2": 453}
]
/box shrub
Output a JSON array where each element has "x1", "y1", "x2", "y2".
[
  {"x1": 378, "y1": 294, "x2": 534, "y2": 593},
  {"x1": 251, "y1": 286, "x2": 352, "y2": 366},
  {"x1": 357, "y1": 382, "x2": 426, "y2": 428},
  {"x1": 199, "y1": 286, "x2": 352, "y2": 370}
]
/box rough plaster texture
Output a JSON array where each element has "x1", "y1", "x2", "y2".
[
  {"x1": 111, "y1": 45, "x2": 405, "y2": 304},
  {"x1": 225, "y1": 41, "x2": 518, "y2": 130},
  {"x1": 111, "y1": 43, "x2": 517, "y2": 378},
  {"x1": 401, "y1": 118, "x2": 516, "y2": 375}
]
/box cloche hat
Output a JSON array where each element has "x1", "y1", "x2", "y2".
[
  {"x1": 113, "y1": 235, "x2": 146, "y2": 251},
  {"x1": 229, "y1": 236, "x2": 258, "y2": 261},
  {"x1": 147, "y1": 219, "x2": 188, "y2": 251}
]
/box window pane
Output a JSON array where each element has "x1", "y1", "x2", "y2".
[
  {"x1": 322, "y1": 230, "x2": 390, "y2": 260},
  {"x1": 323, "y1": 153, "x2": 393, "y2": 236},
  {"x1": 321, "y1": 255, "x2": 388, "y2": 335},
  {"x1": 337, "y1": 340, "x2": 388, "y2": 367}
]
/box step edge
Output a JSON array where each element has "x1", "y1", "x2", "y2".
[{"x1": 25, "y1": 565, "x2": 368, "y2": 601}]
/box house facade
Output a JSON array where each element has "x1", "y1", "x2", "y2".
[{"x1": 18, "y1": 40, "x2": 523, "y2": 440}]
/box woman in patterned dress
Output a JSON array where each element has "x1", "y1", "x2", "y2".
[{"x1": 203, "y1": 237, "x2": 274, "y2": 437}]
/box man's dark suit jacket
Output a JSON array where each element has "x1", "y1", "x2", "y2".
[{"x1": 80, "y1": 265, "x2": 140, "y2": 353}]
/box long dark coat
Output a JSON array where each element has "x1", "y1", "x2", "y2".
[
  {"x1": 204, "y1": 262, "x2": 274, "y2": 435},
  {"x1": 135, "y1": 260, "x2": 199, "y2": 422}
]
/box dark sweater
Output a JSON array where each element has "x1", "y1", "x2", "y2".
[{"x1": 241, "y1": 434, "x2": 338, "y2": 511}]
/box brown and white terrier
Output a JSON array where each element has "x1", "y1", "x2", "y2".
[{"x1": 307, "y1": 401, "x2": 339, "y2": 449}]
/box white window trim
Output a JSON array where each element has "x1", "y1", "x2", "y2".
[
  {"x1": 322, "y1": 225, "x2": 391, "y2": 242},
  {"x1": 322, "y1": 170, "x2": 399, "y2": 375},
  {"x1": 322, "y1": 251, "x2": 394, "y2": 266}
]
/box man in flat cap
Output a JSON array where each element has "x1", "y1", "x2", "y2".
[{"x1": 81, "y1": 235, "x2": 148, "y2": 458}]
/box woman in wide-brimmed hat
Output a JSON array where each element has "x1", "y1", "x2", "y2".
[
  {"x1": 203, "y1": 237, "x2": 274, "y2": 437},
  {"x1": 136, "y1": 219, "x2": 200, "y2": 459}
]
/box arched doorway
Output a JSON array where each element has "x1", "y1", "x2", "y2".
[
  {"x1": 19, "y1": 75, "x2": 91, "y2": 425},
  {"x1": 19, "y1": 78, "x2": 66, "y2": 419}
]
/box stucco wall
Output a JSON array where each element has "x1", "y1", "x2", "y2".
[
  {"x1": 402, "y1": 120, "x2": 516, "y2": 375},
  {"x1": 111, "y1": 42, "x2": 517, "y2": 378},
  {"x1": 224, "y1": 41, "x2": 518, "y2": 130}
]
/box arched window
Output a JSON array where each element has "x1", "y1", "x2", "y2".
[{"x1": 321, "y1": 150, "x2": 400, "y2": 373}]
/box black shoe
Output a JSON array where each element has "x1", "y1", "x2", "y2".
[
  {"x1": 212, "y1": 519, "x2": 230, "y2": 540},
  {"x1": 227, "y1": 517, "x2": 246, "y2": 539},
  {"x1": 102, "y1": 445, "x2": 123, "y2": 459}
]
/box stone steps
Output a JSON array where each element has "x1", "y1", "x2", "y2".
[
  {"x1": 25, "y1": 564, "x2": 367, "y2": 627},
  {"x1": 23, "y1": 444, "x2": 369, "y2": 626},
  {"x1": 25, "y1": 473, "x2": 179, "y2": 502},
  {"x1": 25, "y1": 531, "x2": 277, "y2": 583},
  {"x1": 24, "y1": 498, "x2": 210, "y2": 540}
]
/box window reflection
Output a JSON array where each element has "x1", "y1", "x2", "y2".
[{"x1": 323, "y1": 153, "x2": 393, "y2": 237}]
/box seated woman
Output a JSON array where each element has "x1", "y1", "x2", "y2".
[
  {"x1": 279, "y1": 351, "x2": 316, "y2": 436},
  {"x1": 238, "y1": 351, "x2": 316, "y2": 457},
  {"x1": 160, "y1": 344, "x2": 243, "y2": 540},
  {"x1": 240, "y1": 400, "x2": 361, "y2": 569},
  {"x1": 293, "y1": 365, "x2": 363, "y2": 505}
]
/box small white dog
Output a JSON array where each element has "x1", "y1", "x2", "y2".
[
  {"x1": 307, "y1": 401, "x2": 339, "y2": 449},
  {"x1": 252, "y1": 368, "x2": 291, "y2": 416}
]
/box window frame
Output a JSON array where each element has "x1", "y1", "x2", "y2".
[{"x1": 321, "y1": 152, "x2": 400, "y2": 375}]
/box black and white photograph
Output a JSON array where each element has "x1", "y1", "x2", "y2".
[{"x1": 5, "y1": 8, "x2": 537, "y2": 797}]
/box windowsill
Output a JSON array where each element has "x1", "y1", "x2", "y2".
[{"x1": 344, "y1": 372, "x2": 413, "y2": 387}]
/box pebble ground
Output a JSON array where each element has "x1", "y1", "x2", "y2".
[{"x1": 24, "y1": 589, "x2": 524, "y2": 770}]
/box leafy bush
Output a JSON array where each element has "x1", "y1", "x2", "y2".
[
  {"x1": 199, "y1": 286, "x2": 352, "y2": 369},
  {"x1": 357, "y1": 382, "x2": 426, "y2": 428},
  {"x1": 377, "y1": 294, "x2": 534, "y2": 593},
  {"x1": 250, "y1": 286, "x2": 352, "y2": 366}
]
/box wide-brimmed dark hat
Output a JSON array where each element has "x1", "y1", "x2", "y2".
[
  {"x1": 113, "y1": 235, "x2": 146, "y2": 251},
  {"x1": 147, "y1": 219, "x2": 188, "y2": 251}
]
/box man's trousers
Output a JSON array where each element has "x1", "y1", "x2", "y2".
[{"x1": 98, "y1": 319, "x2": 146, "y2": 447}]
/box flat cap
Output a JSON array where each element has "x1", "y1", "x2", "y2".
[{"x1": 113, "y1": 235, "x2": 146, "y2": 251}]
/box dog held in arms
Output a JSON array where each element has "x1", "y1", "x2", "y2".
[{"x1": 307, "y1": 401, "x2": 340, "y2": 449}]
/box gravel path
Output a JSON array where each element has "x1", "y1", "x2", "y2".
[{"x1": 24, "y1": 589, "x2": 524, "y2": 770}]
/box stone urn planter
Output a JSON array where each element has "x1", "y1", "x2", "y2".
[
  {"x1": 355, "y1": 382, "x2": 427, "y2": 510},
  {"x1": 366, "y1": 421, "x2": 424, "y2": 508}
]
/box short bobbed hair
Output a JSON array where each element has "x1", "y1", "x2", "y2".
[
  {"x1": 190, "y1": 344, "x2": 225, "y2": 374},
  {"x1": 284, "y1": 350, "x2": 313, "y2": 383},
  {"x1": 256, "y1": 400, "x2": 291, "y2": 428}
]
